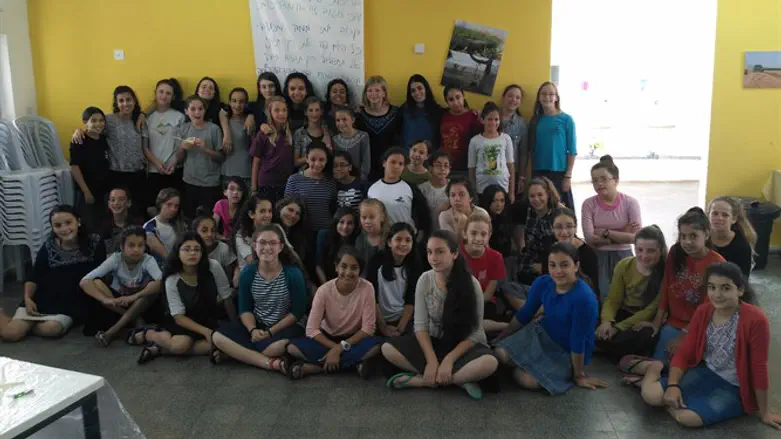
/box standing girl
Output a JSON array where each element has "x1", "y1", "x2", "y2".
[
  {"x1": 316, "y1": 207, "x2": 360, "y2": 285},
  {"x1": 249, "y1": 71, "x2": 283, "y2": 127},
  {"x1": 135, "y1": 233, "x2": 235, "y2": 364},
  {"x1": 144, "y1": 188, "x2": 186, "y2": 262},
  {"x1": 221, "y1": 88, "x2": 253, "y2": 187},
  {"x1": 250, "y1": 96, "x2": 294, "y2": 205},
  {"x1": 293, "y1": 97, "x2": 332, "y2": 169},
  {"x1": 287, "y1": 246, "x2": 381, "y2": 379},
  {"x1": 499, "y1": 84, "x2": 528, "y2": 192},
  {"x1": 439, "y1": 86, "x2": 482, "y2": 175},
  {"x1": 468, "y1": 102, "x2": 515, "y2": 201},
  {"x1": 543, "y1": 208, "x2": 600, "y2": 298},
  {"x1": 438, "y1": 177, "x2": 488, "y2": 237},
  {"x1": 381, "y1": 230, "x2": 498, "y2": 400},
  {"x1": 324, "y1": 78, "x2": 351, "y2": 132},
  {"x1": 632, "y1": 262, "x2": 780, "y2": 429},
  {"x1": 193, "y1": 76, "x2": 231, "y2": 148},
  {"x1": 233, "y1": 194, "x2": 274, "y2": 273},
  {"x1": 333, "y1": 151, "x2": 370, "y2": 210},
  {"x1": 143, "y1": 79, "x2": 187, "y2": 210},
  {"x1": 494, "y1": 242, "x2": 606, "y2": 395},
  {"x1": 212, "y1": 224, "x2": 308, "y2": 372},
  {"x1": 333, "y1": 107, "x2": 371, "y2": 181},
  {"x1": 0, "y1": 206, "x2": 105, "y2": 342},
  {"x1": 366, "y1": 223, "x2": 423, "y2": 337},
  {"x1": 283, "y1": 72, "x2": 316, "y2": 132},
  {"x1": 524, "y1": 81, "x2": 577, "y2": 209},
  {"x1": 401, "y1": 74, "x2": 443, "y2": 150},
  {"x1": 355, "y1": 198, "x2": 390, "y2": 275},
  {"x1": 708, "y1": 196, "x2": 755, "y2": 278},
  {"x1": 581, "y1": 155, "x2": 642, "y2": 298},
  {"x1": 212, "y1": 177, "x2": 248, "y2": 240},
  {"x1": 284, "y1": 142, "x2": 337, "y2": 232},
  {"x1": 356, "y1": 76, "x2": 403, "y2": 181}
]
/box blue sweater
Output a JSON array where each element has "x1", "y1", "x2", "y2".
[
  {"x1": 237, "y1": 263, "x2": 308, "y2": 319},
  {"x1": 515, "y1": 275, "x2": 597, "y2": 363},
  {"x1": 532, "y1": 112, "x2": 576, "y2": 172}
]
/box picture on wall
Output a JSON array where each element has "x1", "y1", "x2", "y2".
[
  {"x1": 441, "y1": 20, "x2": 507, "y2": 96},
  {"x1": 743, "y1": 51, "x2": 781, "y2": 88}
]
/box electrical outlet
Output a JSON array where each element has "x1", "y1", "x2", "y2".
[
  {"x1": 113, "y1": 49, "x2": 124, "y2": 61},
  {"x1": 414, "y1": 43, "x2": 425, "y2": 54}
]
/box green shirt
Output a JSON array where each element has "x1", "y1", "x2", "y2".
[
  {"x1": 601, "y1": 257, "x2": 660, "y2": 331},
  {"x1": 401, "y1": 167, "x2": 431, "y2": 186}
]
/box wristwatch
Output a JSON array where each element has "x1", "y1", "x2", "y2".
[
  {"x1": 340, "y1": 340, "x2": 352, "y2": 352},
  {"x1": 602, "y1": 229, "x2": 611, "y2": 240}
]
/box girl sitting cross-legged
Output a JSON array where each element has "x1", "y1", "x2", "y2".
[
  {"x1": 211, "y1": 224, "x2": 308, "y2": 373},
  {"x1": 286, "y1": 246, "x2": 381, "y2": 379},
  {"x1": 381, "y1": 230, "x2": 499, "y2": 400}
]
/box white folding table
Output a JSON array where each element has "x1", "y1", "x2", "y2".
[{"x1": 0, "y1": 357, "x2": 104, "y2": 439}]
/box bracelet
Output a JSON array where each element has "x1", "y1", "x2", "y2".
[
  {"x1": 249, "y1": 327, "x2": 259, "y2": 336},
  {"x1": 267, "y1": 328, "x2": 274, "y2": 337},
  {"x1": 563, "y1": 175, "x2": 572, "y2": 179},
  {"x1": 666, "y1": 383, "x2": 680, "y2": 389}
]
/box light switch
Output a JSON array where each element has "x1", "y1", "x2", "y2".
[
  {"x1": 113, "y1": 49, "x2": 125, "y2": 61},
  {"x1": 414, "y1": 43, "x2": 425, "y2": 54}
]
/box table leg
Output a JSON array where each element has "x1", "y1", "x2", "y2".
[{"x1": 81, "y1": 392, "x2": 102, "y2": 439}]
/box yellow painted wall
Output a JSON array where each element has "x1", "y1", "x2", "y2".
[
  {"x1": 27, "y1": 0, "x2": 551, "y2": 154},
  {"x1": 706, "y1": 0, "x2": 781, "y2": 242}
]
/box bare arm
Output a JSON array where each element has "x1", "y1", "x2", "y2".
[
  {"x1": 443, "y1": 339, "x2": 475, "y2": 365},
  {"x1": 483, "y1": 280, "x2": 498, "y2": 302},
  {"x1": 252, "y1": 157, "x2": 261, "y2": 192},
  {"x1": 70, "y1": 165, "x2": 93, "y2": 201},
  {"x1": 173, "y1": 314, "x2": 213, "y2": 339},
  {"x1": 397, "y1": 305, "x2": 414, "y2": 334}
]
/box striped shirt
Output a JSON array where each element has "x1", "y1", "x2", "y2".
[
  {"x1": 284, "y1": 173, "x2": 337, "y2": 230},
  {"x1": 251, "y1": 269, "x2": 291, "y2": 327}
]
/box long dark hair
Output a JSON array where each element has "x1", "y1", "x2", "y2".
[
  {"x1": 226, "y1": 87, "x2": 250, "y2": 118},
  {"x1": 112, "y1": 85, "x2": 142, "y2": 124},
  {"x1": 528, "y1": 176, "x2": 561, "y2": 212},
  {"x1": 231, "y1": 194, "x2": 273, "y2": 256},
  {"x1": 430, "y1": 230, "x2": 478, "y2": 346},
  {"x1": 163, "y1": 232, "x2": 212, "y2": 280},
  {"x1": 671, "y1": 207, "x2": 712, "y2": 275},
  {"x1": 501, "y1": 84, "x2": 524, "y2": 116},
  {"x1": 634, "y1": 225, "x2": 668, "y2": 306},
  {"x1": 404, "y1": 74, "x2": 439, "y2": 114},
  {"x1": 194, "y1": 76, "x2": 222, "y2": 122},
  {"x1": 325, "y1": 207, "x2": 360, "y2": 270},
  {"x1": 443, "y1": 85, "x2": 470, "y2": 109},
  {"x1": 480, "y1": 184, "x2": 509, "y2": 219},
  {"x1": 381, "y1": 222, "x2": 421, "y2": 281},
  {"x1": 253, "y1": 223, "x2": 307, "y2": 272},
  {"x1": 283, "y1": 72, "x2": 315, "y2": 108},
  {"x1": 325, "y1": 78, "x2": 350, "y2": 115},
  {"x1": 705, "y1": 262, "x2": 757, "y2": 305},
  {"x1": 256, "y1": 71, "x2": 283, "y2": 111},
  {"x1": 49, "y1": 204, "x2": 92, "y2": 253},
  {"x1": 152, "y1": 78, "x2": 185, "y2": 113}
]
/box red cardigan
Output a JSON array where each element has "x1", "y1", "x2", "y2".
[{"x1": 671, "y1": 302, "x2": 770, "y2": 413}]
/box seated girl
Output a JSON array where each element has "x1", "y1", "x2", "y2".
[
  {"x1": 480, "y1": 184, "x2": 518, "y2": 272},
  {"x1": 193, "y1": 213, "x2": 236, "y2": 284},
  {"x1": 366, "y1": 223, "x2": 423, "y2": 337},
  {"x1": 333, "y1": 151, "x2": 370, "y2": 210},
  {"x1": 134, "y1": 232, "x2": 235, "y2": 364},
  {"x1": 355, "y1": 198, "x2": 390, "y2": 276},
  {"x1": 275, "y1": 196, "x2": 311, "y2": 274},
  {"x1": 233, "y1": 194, "x2": 274, "y2": 275},
  {"x1": 0, "y1": 206, "x2": 105, "y2": 342},
  {"x1": 368, "y1": 147, "x2": 431, "y2": 235},
  {"x1": 631, "y1": 262, "x2": 780, "y2": 429},
  {"x1": 212, "y1": 224, "x2": 308, "y2": 372},
  {"x1": 80, "y1": 226, "x2": 163, "y2": 347},
  {"x1": 316, "y1": 207, "x2": 360, "y2": 285},
  {"x1": 98, "y1": 187, "x2": 143, "y2": 254},
  {"x1": 494, "y1": 242, "x2": 607, "y2": 395},
  {"x1": 213, "y1": 177, "x2": 248, "y2": 241},
  {"x1": 287, "y1": 246, "x2": 381, "y2": 379},
  {"x1": 543, "y1": 208, "x2": 599, "y2": 298},
  {"x1": 515, "y1": 177, "x2": 561, "y2": 287},
  {"x1": 382, "y1": 230, "x2": 498, "y2": 400},
  {"x1": 144, "y1": 188, "x2": 186, "y2": 263},
  {"x1": 708, "y1": 196, "x2": 756, "y2": 278},
  {"x1": 595, "y1": 225, "x2": 667, "y2": 363},
  {"x1": 439, "y1": 176, "x2": 488, "y2": 237}
]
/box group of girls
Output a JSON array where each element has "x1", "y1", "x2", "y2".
[{"x1": 0, "y1": 69, "x2": 779, "y2": 431}]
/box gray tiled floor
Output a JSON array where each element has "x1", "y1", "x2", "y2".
[{"x1": 3, "y1": 181, "x2": 781, "y2": 438}]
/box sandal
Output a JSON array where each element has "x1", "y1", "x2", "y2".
[
  {"x1": 267, "y1": 357, "x2": 289, "y2": 374},
  {"x1": 126, "y1": 327, "x2": 152, "y2": 346},
  {"x1": 459, "y1": 382, "x2": 483, "y2": 400},
  {"x1": 138, "y1": 343, "x2": 161, "y2": 365},
  {"x1": 288, "y1": 360, "x2": 306, "y2": 381},
  {"x1": 94, "y1": 331, "x2": 110, "y2": 348},
  {"x1": 386, "y1": 372, "x2": 416, "y2": 389},
  {"x1": 618, "y1": 355, "x2": 654, "y2": 375},
  {"x1": 209, "y1": 332, "x2": 223, "y2": 365}
]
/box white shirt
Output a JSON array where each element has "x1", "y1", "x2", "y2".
[{"x1": 368, "y1": 179, "x2": 414, "y2": 227}]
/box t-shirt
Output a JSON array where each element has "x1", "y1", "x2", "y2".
[
  {"x1": 532, "y1": 112, "x2": 577, "y2": 173},
  {"x1": 413, "y1": 270, "x2": 486, "y2": 346},
  {"x1": 419, "y1": 181, "x2": 449, "y2": 232},
  {"x1": 601, "y1": 256, "x2": 660, "y2": 331},
  {"x1": 284, "y1": 173, "x2": 337, "y2": 230},
  {"x1": 306, "y1": 278, "x2": 377, "y2": 338},
  {"x1": 368, "y1": 179, "x2": 414, "y2": 227},
  {"x1": 401, "y1": 167, "x2": 431, "y2": 187},
  {"x1": 177, "y1": 122, "x2": 223, "y2": 187},
  {"x1": 212, "y1": 199, "x2": 237, "y2": 238},
  {"x1": 659, "y1": 248, "x2": 726, "y2": 329},
  {"x1": 145, "y1": 109, "x2": 185, "y2": 173},
  {"x1": 581, "y1": 193, "x2": 642, "y2": 252},
  {"x1": 238, "y1": 263, "x2": 307, "y2": 324},
  {"x1": 333, "y1": 130, "x2": 371, "y2": 181},
  {"x1": 249, "y1": 131, "x2": 294, "y2": 187},
  {"x1": 366, "y1": 251, "x2": 419, "y2": 323},
  {"x1": 98, "y1": 215, "x2": 144, "y2": 255},
  {"x1": 336, "y1": 178, "x2": 370, "y2": 210},
  {"x1": 516, "y1": 276, "x2": 598, "y2": 363},
  {"x1": 144, "y1": 217, "x2": 178, "y2": 253},
  {"x1": 69, "y1": 135, "x2": 110, "y2": 199},
  {"x1": 235, "y1": 232, "x2": 253, "y2": 270},
  {"x1": 355, "y1": 106, "x2": 402, "y2": 180},
  {"x1": 82, "y1": 252, "x2": 162, "y2": 295},
  {"x1": 460, "y1": 245, "x2": 506, "y2": 302},
  {"x1": 105, "y1": 114, "x2": 146, "y2": 172},
  {"x1": 714, "y1": 230, "x2": 753, "y2": 278},
  {"x1": 468, "y1": 133, "x2": 514, "y2": 193},
  {"x1": 501, "y1": 112, "x2": 527, "y2": 164},
  {"x1": 439, "y1": 111, "x2": 482, "y2": 171},
  {"x1": 355, "y1": 232, "x2": 380, "y2": 277},
  {"x1": 165, "y1": 259, "x2": 232, "y2": 316},
  {"x1": 208, "y1": 241, "x2": 236, "y2": 270},
  {"x1": 222, "y1": 118, "x2": 252, "y2": 179}
]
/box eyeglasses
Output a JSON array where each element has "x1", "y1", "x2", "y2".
[
  {"x1": 553, "y1": 225, "x2": 577, "y2": 231},
  {"x1": 180, "y1": 246, "x2": 202, "y2": 254},
  {"x1": 591, "y1": 177, "x2": 614, "y2": 185},
  {"x1": 256, "y1": 240, "x2": 281, "y2": 248},
  {"x1": 333, "y1": 162, "x2": 351, "y2": 168},
  {"x1": 540, "y1": 92, "x2": 557, "y2": 98}
]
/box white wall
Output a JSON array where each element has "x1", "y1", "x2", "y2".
[{"x1": 0, "y1": 0, "x2": 36, "y2": 118}]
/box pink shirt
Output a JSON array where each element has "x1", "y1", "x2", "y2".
[
  {"x1": 212, "y1": 199, "x2": 234, "y2": 238},
  {"x1": 306, "y1": 278, "x2": 377, "y2": 338},
  {"x1": 581, "y1": 193, "x2": 642, "y2": 251}
]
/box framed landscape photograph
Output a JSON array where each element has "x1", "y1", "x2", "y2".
[
  {"x1": 441, "y1": 21, "x2": 507, "y2": 96},
  {"x1": 744, "y1": 51, "x2": 781, "y2": 88}
]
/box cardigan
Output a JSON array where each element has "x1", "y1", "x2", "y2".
[
  {"x1": 237, "y1": 263, "x2": 308, "y2": 320},
  {"x1": 671, "y1": 302, "x2": 770, "y2": 413}
]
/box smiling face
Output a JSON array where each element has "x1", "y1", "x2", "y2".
[
  {"x1": 336, "y1": 253, "x2": 361, "y2": 289},
  {"x1": 383, "y1": 153, "x2": 406, "y2": 181},
  {"x1": 229, "y1": 91, "x2": 247, "y2": 116},
  {"x1": 634, "y1": 238, "x2": 662, "y2": 270},
  {"x1": 539, "y1": 84, "x2": 559, "y2": 111},
  {"x1": 196, "y1": 219, "x2": 217, "y2": 248},
  {"x1": 337, "y1": 213, "x2": 356, "y2": 238},
  {"x1": 449, "y1": 183, "x2": 472, "y2": 212},
  {"x1": 116, "y1": 92, "x2": 136, "y2": 116},
  {"x1": 708, "y1": 201, "x2": 736, "y2": 234},
  {"x1": 359, "y1": 204, "x2": 382, "y2": 234},
  {"x1": 465, "y1": 220, "x2": 491, "y2": 254},
  {"x1": 186, "y1": 100, "x2": 205, "y2": 122},
  {"x1": 259, "y1": 79, "x2": 277, "y2": 99},
  {"x1": 409, "y1": 142, "x2": 429, "y2": 166},
  {"x1": 306, "y1": 148, "x2": 328, "y2": 175},
  {"x1": 678, "y1": 224, "x2": 708, "y2": 257},
  {"x1": 366, "y1": 84, "x2": 386, "y2": 106},
  {"x1": 548, "y1": 251, "x2": 579, "y2": 288},
  {"x1": 269, "y1": 101, "x2": 288, "y2": 125},
  {"x1": 306, "y1": 101, "x2": 322, "y2": 123},
  {"x1": 156, "y1": 84, "x2": 174, "y2": 107},
  {"x1": 502, "y1": 87, "x2": 522, "y2": 112},
  {"x1": 390, "y1": 229, "x2": 413, "y2": 259},
  {"x1": 552, "y1": 214, "x2": 577, "y2": 243},
  {"x1": 427, "y1": 236, "x2": 457, "y2": 273},
  {"x1": 280, "y1": 202, "x2": 302, "y2": 227},
  {"x1": 51, "y1": 212, "x2": 79, "y2": 244},
  {"x1": 332, "y1": 155, "x2": 352, "y2": 180},
  {"x1": 528, "y1": 184, "x2": 549, "y2": 212},
  {"x1": 254, "y1": 230, "x2": 283, "y2": 264},
  {"x1": 197, "y1": 80, "x2": 216, "y2": 101},
  {"x1": 329, "y1": 83, "x2": 347, "y2": 106},
  {"x1": 122, "y1": 234, "x2": 146, "y2": 263},
  {"x1": 334, "y1": 110, "x2": 354, "y2": 133},
  {"x1": 179, "y1": 240, "x2": 203, "y2": 266},
  {"x1": 249, "y1": 200, "x2": 273, "y2": 228},
  {"x1": 591, "y1": 167, "x2": 617, "y2": 197},
  {"x1": 707, "y1": 274, "x2": 743, "y2": 310},
  {"x1": 446, "y1": 89, "x2": 465, "y2": 112},
  {"x1": 108, "y1": 189, "x2": 130, "y2": 216},
  {"x1": 287, "y1": 78, "x2": 307, "y2": 104},
  {"x1": 410, "y1": 81, "x2": 426, "y2": 103},
  {"x1": 159, "y1": 197, "x2": 180, "y2": 221},
  {"x1": 482, "y1": 110, "x2": 500, "y2": 133},
  {"x1": 224, "y1": 182, "x2": 244, "y2": 206},
  {"x1": 85, "y1": 113, "x2": 105, "y2": 136}
]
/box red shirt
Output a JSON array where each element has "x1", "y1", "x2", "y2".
[
  {"x1": 440, "y1": 111, "x2": 482, "y2": 171},
  {"x1": 659, "y1": 248, "x2": 725, "y2": 328},
  {"x1": 461, "y1": 244, "x2": 505, "y2": 302},
  {"x1": 671, "y1": 302, "x2": 770, "y2": 413}
]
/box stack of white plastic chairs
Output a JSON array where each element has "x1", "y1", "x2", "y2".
[{"x1": 0, "y1": 117, "x2": 72, "y2": 291}]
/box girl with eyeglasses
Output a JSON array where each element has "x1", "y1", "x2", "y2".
[{"x1": 543, "y1": 208, "x2": 600, "y2": 299}]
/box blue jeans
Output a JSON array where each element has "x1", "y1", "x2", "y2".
[{"x1": 652, "y1": 324, "x2": 684, "y2": 364}]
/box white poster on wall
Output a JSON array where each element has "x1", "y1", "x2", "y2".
[{"x1": 248, "y1": 0, "x2": 365, "y2": 104}]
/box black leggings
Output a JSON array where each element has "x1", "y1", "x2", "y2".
[
  {"x1": 595, "y1": 309, "x2": 656, "y2": 363},
  {"x1": 183, "y1": 183, "x2": 221, "y2": 220}
]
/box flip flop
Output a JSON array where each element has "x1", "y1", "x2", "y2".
[
  {"x1": 138, "y1": 343, "x2": 161, "y2": 365},
  {"x1": 94, "y1": 331, "x2": 109, "y2": 348},
  {"x1": 459, "y1": 382, "x2": 483, "y2": 400},
  {"x1": 386, "y1": 372, "x2": 416, "y2": 389},
  {"x1": 618, "y1": 355, "x2": 654, "y2": 375}
]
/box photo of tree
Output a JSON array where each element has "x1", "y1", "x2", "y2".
[{"x1": 441, "y1": 20, "x2": 507, "y2": 96}]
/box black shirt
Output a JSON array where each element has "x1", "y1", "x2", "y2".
[
  {"x1": 70, "y1": 135, "x2": 110, "y2": 198},
  {"x1": 714, "y1": 230, "x2": 753, "y2": 278}
]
